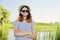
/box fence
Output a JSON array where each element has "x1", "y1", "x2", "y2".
[{"x1": 8, "y1": 29, "x2": 56, "y2": 40}]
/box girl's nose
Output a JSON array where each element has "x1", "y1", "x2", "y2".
[{"x1": 24, "y1": 11, "x2": 27, "y2": 13}]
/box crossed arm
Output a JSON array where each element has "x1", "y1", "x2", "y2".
[{"x1": 14, "y1": 26, "x2": 36, "y2": 39}]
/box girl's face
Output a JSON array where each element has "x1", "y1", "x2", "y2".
[{"x1": 21, "y1": 7, "x2": 29, "y2": 17}]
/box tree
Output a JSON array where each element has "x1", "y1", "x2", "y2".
[
  {"x1": 0, "y1": 5, "x2": 10, "y2": 40},
  {"x1": 0, "y1": 5, "x2": 10, "y2": 26}
]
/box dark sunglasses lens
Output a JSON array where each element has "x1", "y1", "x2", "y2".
[
  {"x1": 22, "y1": 10, "x2": 25, "y2": 12},
  {"x1": 21, "y1": 10, "x2": 29, "y2": 13},
  {"x1": 26, "y1": 10, "x2": 29, "y2": 12}
]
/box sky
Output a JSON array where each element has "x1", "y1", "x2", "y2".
[{"x1": 0, "y1": 0, "x2": 60, "y2": 23}]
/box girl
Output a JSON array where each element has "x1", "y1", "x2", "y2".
[{"x1": 14, "y1": 5, "x2": 36, "y2": 40}]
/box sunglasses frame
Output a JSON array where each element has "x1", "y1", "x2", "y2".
[{"x1": 21, "y1": 10, "x2": 29, "y2": 13}]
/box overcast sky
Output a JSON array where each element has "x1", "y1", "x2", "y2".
[{"x1": 0, "y1": 0, "x2": 60, "y2": 23}]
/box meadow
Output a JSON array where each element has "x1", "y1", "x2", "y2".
[{"x1": 0, "y1": 22, "x2": 60, "y2": 40}]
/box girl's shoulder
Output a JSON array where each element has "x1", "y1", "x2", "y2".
[
  {"x1": 31, "y1": 21, "x2": 36, "y2": 26},
  {"x1": 14, "y1": 19, "x2": 19, "y2": 24},
  {"x1": 31, "y1": 21, "x2": 36, "y2": 24},
  {"x1": 14, "y1": 19, "x2": 19, "y2": 27}
]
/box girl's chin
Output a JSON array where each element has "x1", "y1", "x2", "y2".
[{"x1": 23, "y1": 15, "x2": 27, "y2": 17}]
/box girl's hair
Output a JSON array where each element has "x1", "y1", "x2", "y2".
[{"x1": 18, "y1": 5, "x2": 32, "y2": 23}]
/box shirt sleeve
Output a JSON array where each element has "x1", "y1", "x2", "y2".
[
  {"x1": 31, "y1": 21, "x2": 36, "y2": 27},
  {"x1": 13, "y1": 20, "x2": 18, "y2": 27}
]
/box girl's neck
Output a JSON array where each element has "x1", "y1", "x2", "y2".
[{"x1": 23, "y1": 16, "x2": 27, "y2": 21}]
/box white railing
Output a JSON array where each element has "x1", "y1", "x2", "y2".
[
  {"x1": 8, "y1": 29, "x2": 15, "y2": 40},
  {"x1": 36, "y1": 31, "x2": 56, "y2": 40},
  {"x1": 8, "y1": 29, "x2": 56, "y2": 40}
]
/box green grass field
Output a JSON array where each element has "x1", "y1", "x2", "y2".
[{"x1": 0, "y1": 22, "x2": 60, "y2": 40}]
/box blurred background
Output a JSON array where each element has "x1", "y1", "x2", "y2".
[{"x1": 0, "y1": 0, "x2": 60, "y2": 40}]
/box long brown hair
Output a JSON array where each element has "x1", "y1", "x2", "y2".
[{"x1": 18, "y1": 5, "x2": 32, "y2": 23}]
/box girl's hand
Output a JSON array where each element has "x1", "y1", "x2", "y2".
[{"x1": 24, "y1": 32, "x2": 33, "y2": 38}]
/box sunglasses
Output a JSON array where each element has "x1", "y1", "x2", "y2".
[{"x1": 21, "y1": 10, "x2": 29, "y2": 13}]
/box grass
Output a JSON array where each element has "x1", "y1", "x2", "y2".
[{"x1": 1, "y1": 22, "x2": 60, "y2": 40}]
